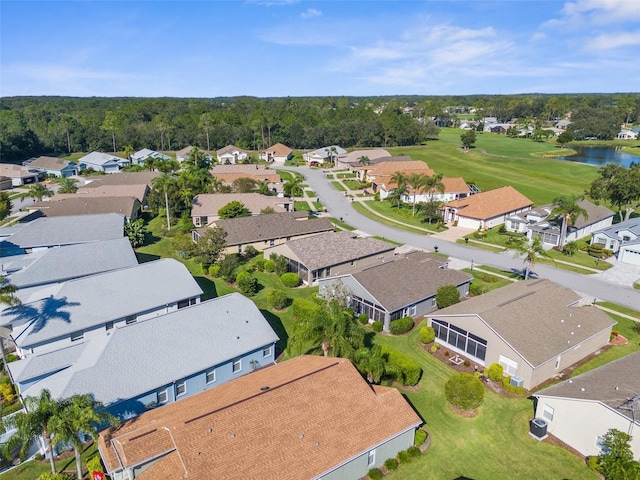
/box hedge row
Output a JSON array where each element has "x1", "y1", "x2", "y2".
[
  {"x1": 389, "y1": 316, "x2": 415, "y2": 335},
  {"x1": 381, "y1": 344, "x2": 422, "y2": 386}
]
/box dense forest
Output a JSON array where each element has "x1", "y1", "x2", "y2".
[{"x1": 0, "y1": 93, "x2": 638, "y2": 161}]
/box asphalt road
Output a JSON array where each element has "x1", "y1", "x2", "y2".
[{"x1": 277, "y1": 165, "x2": 640, "y2": 311}]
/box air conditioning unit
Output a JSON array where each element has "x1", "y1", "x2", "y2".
[
  {"x1": 510, "y1": 375, "x2": 524, "y2": 387},
  {"x1": 529, "y1": 418, "x2": 548, "y2": 440}
]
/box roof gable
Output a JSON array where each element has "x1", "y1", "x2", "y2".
[{"x1": 445, "y1": 186, "x2": 532, "y2": 220}]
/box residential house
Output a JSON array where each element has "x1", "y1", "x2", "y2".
[
  {"x1": 505, "y1": 206, "x2": 553, "y2": 234},
  {"x1": 0, "y1": 213, "x2": 125, "y2": 257},
  {"x1": 28, "y1": 196, "x2": 142, "y2": 222},
  {"x1": 334, "y1": 149, "x2": 390, "y2": 170},
  {"x1": 555, "y1": 120, "x2": 572, "y2": 130},
  {"x1": 362, "y1": 160, "x2": 434, "y2": 184},
  {"x1": 616, "y1": 129, "x2": 638, "y2": 140},
  {"x1": 0, "y1": 176, "x2": 13, "y2": 191},
  {"x1": 81, "y1": 171, "x2": 160, "y2": 189},
  {"x1": 427, "y1": 279, "x2": 615, "y2": 390},
  {"x1": 98, "y1": 355, "x2": 421, "y2": 480},
  {"x1": 130, "y1": 149, "x2": 172, "y2": 166},
  {"x1": 193, "y1": 211, "x2": 334, "y2": 255},
  {"x1": 591, "y1": 217, "x2": 640, "y2": 266},
  {"x1": 319, "y1": 251, "x2": 472, "y2": 332},
  {"x1": 302, "y1": 145, "x2": 347, "y2": 164},
  {"x1": 1, "y1": 258, "x2": 203, "y2": 357},
  {"x1": 175, "y1": 146, "x2": 193, "y2": 163},
  {"x1": 263, "y1": 230, "x2": 396, "y2": 285},
  {"x1": 26, "y1": 156, "x2": 78, "y2": 178},
  {"x1": 442, "y1": 186, "x2": 533, "y2": 230},
  {"x1": 209, "y1": 164, "x2": 280, "y2": 186},
  {"x1": 533, "y1": 351, "x2": 640, "y2": 459},
  {"x1": 8, "y1": 293, "x2": 279, "y2": 420},
  {"x1": 526, "y1": 200, "x2": 614, "y2": 247},
  {"x1": 55, "y1": 184, "x2": 151, "y2": 209},
  {"x1": 259, "y1": 143, "x2": 293, "y2": 163},
  {"x1": 191, "y1": 193, "x2": 293, "y2": 227},
  {"x1": 399, "y1": 177, "x2": 472, "y2": 203},
  {"x1": 0, "y1": 164, "x2": 45, "y2": 186},
  {"x1": 216, "y1": 145, "x2": 249, "y2": 164},
  {"x1": 78, "y1": 152, "x2": 129, "y2": 173}
]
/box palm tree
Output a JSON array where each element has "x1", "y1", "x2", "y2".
[
  {"x1": 357, "y1": 155, "x2": 371, "y2": 182},
  {"x1": 550, "y1": 194, "x2": 588, "y2": 247},
  {"x1": 56, "y1": 177, "x2": 78, "y2": 194},
  {"x1": 284, "y1": 176, "x2": 304, "y2": 209},
  {"x1": 19, "y1": 183, "x2": 54, "y2": 202},
  {"x1": 388, "y1": 171, "x2": 408, "y2": 208},
  {"x1": 513, "y1": 235, "x2": 551, "y2": 280},
  {"x1": 152, "y1": 173, "x2": 176, "y2": 230},
  {"x1": 406, "y1": 173, "x2": 427, "y2": 217},
  {"x1": 3, "y1": 390, "x2": 62, "y2": 473},
  {"x1": 0, "y1": 277, "x2": 20, "y2": 373},
  {"x1": 49, "y1": 394, "x2": 119, "y2": 480},
  {"x1": 424, "y1": 173, "x2": 445, "y2": 202},
  {"x1": 354, "y1": 346, "x2": 385, "y2": 384},
  {"x1": 123, "y1": 145, "x2": 135, "y2": 162}
]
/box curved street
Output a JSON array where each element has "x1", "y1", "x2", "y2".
[{"x1": 277, "y1": 165, "x2": 640, "y2": 311}]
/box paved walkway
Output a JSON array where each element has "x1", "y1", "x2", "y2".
[{"x1": 596, "y1": 305, "x2": 640, "y2": 322}]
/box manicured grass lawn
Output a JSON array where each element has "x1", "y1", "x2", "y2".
[
  {"x1": 278, "y1": 170, "x2": 303, "y2": 182},
  {"x1": 312, "y1": 201, "x2": 323, "y2": 211},
  {"x1": 472, "y1": 265, "x2": 522, "y2": 280},
  {"x1": 328, "y1": 217, "x2": 356, "y2": 231},
  {"x1": 372, "y1": 235, "x2": 404, "y2": 246},
  {"x1": 331, "y1": 180, "x2": 346, "y2": 191},
  {"x1": 463, "y1": 268, "x2": 514, "y2": 293},
  {"x1": 342, "y1": 179, "x2": 364, "y2": 190},
  {"x1": 351, "y1": 202, "x2": 428, "y2": 234},
  {"x1": 305, "y1": 189, "x2": 315, "y2": 197},
  {"x1": 372, "y1": 328, "x2": 598, "y2": 480},
  {"x1": 596, "y1": 302, "x2": 640, "y2": 320},
  {"x1": 360, "y1": 200, "x2": 444, "y2": 232},
  {"x1": 387, "y1": 129, "x2": 600, "y2": 206},
  {"x1": 294, "y1": 201, "x2": 310, "y2": 211},
  {"x1": 336, "y1": 172, "x2": 356, "y2": 179}
]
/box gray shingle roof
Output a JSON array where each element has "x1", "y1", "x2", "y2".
[
  {"x1": 284, "y1": 231, "x2": 395, "y2": 271},
  {"x1": 0, "y1": 213, "x2": 125, "y2": 251},
  {"x1": 350, "y1": 251, "x2": 472, "y2": 312},
  {"x1": 4, "y1": 259, "x2": 204, "y2": 348},
  {"x1": 30, "y1": 196, "x2": 140, "y2": 219},
  {"x1": 29, "y1": 156, "x2": 76, "y2": 171},
  {"x1": 4, "y1": 237, "x2": 138, "y2": 288},
  {"x1": 529, "y1": 200, "x2": 614, "y2": 232},
  {"x1": 79, "y1": 151, "x2": 124, "y2": 166},
  {"x1": 17, "y1": 293, "x2": 279, "y2": 405},
  {"x1": 82, "y1": 171, "x2": 160, "y2": 188},
  {"x1": 191, "y1": 193, "x2": 292, "y2": 217},
  {"x1": 8, "y1": 343, "x2": 85, "y2": 382},
  {"x1": 592, "y1": 217, "x2": 640, "y2": 240},
  {"x1": 214, "y1": 213, "x2": 334, "y2": 246},
  {"x1": 535, "y1": 350, "x2": 640, "y2": 422},
  {"x1": 430, "y1": 279, "x2": 615, "y2": 367}
]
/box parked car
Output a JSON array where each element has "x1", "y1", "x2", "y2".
[{"x1": 309, "y1": 161, "x2": 318, "y2": 167}]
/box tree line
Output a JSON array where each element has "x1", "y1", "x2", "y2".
[{"x1": 1, "y1": 93, "x2": 638, "y2": 161}]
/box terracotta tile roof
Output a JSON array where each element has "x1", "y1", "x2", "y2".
[
  {"x1": 444, "y1": 186, "x2": 532, "y2": 220},
  {"x1": 262, "y1": 143, "x2": 293, "y2": 156},
  {"x1": 367, "y1": 160, "x2": 433, "y2": 178},
  {"x1": 209, "y1": 165, "x2": 280, "y2": 184},
  {"x1": 99, "y1": 356, "x2": 421, "y2": 480},
  {"x1": 213, "y1": 212, "x2": 334, "y2": 246},
  {"x1": 441, "y1": 177, "x2": 471, "y2": 193},
  {"x1": 191, "y1": 193, "x2": 292, "y2": 217}
]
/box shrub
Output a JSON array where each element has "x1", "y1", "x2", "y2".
[
  {"x1": 470, "y1": 283, "x2": 488, "y2": 296},
  {"x1": 430, "y1": 344, "x2": 438, "y2": 353},
  {"x1": 358, "y1": 313, "x2": 369, "y2": 325},
  {"x1": 398, "y1": 449, "x2": 412, "y2": 464},
  {"x1": 444, "y1": 373, "x2": 485, "y2": 410},
  {"x1": 380, "y1": 344, "x2": 422, "y2": 386},
  {"x1": 267, "y1": 289, "x2": 288, "y2": 309},
  {"x1": 611, "y1": 330, "x2": 620, "y2": 337},
  {"x1": 236, "y1": 271, "x2": 258, "y2": 296},
  {"x1": 586, "y1": 456, "x2": 600, "y2": 472},
  {"x1": 0, "y1": 382, "x2": 16, "y2": 404},
  {"x1": 408, "y1": 446, "x2": 421, "y2": 458},
  {"x1": 498, "y1": 224, "x2": 507, "y2": 234},
  {"x1": 86, "y1": 455, "x2": 104, "y2": 474},
  {"x1": 291, "y1": 298, "x2": 322, "y2": 320},
  {"x1": 389, "y1": 316, "x2": 414, "y2": 335},
  {"x1": 243, "y1": 245, "x2": 258, "y2": 257},
  {"x1": 372, "y1": 321, "x2": 383, "y2": 332},
  {"x1": 280, "y1": 272, "x2": 301, "y2": 288},
  {"x1": 444, "y1": 350, "x2": 450, "y2": 357},
  {"x1": 486, "y1": 363, "x2": 504, "y2": 381},
  {"x1": 384, "y1": 458, "x2": 399, "y2": 471},
  {"x1": 463, "y1": 359, "x2": 471, "y2": 367},
  {"x1": 208, "y1": 264, "x2": 221, "y2": 277},
  {"x1": 263, "y1": 259, "x2": 276, "y2": 272},
  {"x1": 414, "y1": 429, "x2": 427, "y2": 446},
  {"x1": 502, "y1": 377, "x2": 527, "y2": 395},
  {"x1": 254, "y1": 258, "x2": 265, "y2": 272},
  {"x1": 419, "y1": 326, "x2": 435, "y2": 344},
  {"x1": 218, "y1": 254, "x2": 240, "y2": 282},
  {"x1": 588, "y1": 243, "x2": 605, "y2": 258},
  {"x1": 367, "y1": 468, "x2": 383, "y2": 480},
  {"x1": 436, "y1": 284, "x2": 461, "y2": 308}
]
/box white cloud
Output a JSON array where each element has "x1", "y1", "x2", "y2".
[
  {"x1": 563, "y1": 0, "x2": 640, "y2": 25},
  {"x1": 531, "y1": 32, "x2": 546, "y2": 42},
  {"x1": 584, "y1": 31, "x2": 640, "y2": 50},
  {"x1": 300, "y1": 8, "x2": 321, "y2": 20}
]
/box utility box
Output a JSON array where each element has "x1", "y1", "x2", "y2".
[
  {"x1": 529, "y1": 418, "x2": 548, "y2": 440},
  {"x1": 510, "y1": 376, "x2": 524, "y2": 387}
]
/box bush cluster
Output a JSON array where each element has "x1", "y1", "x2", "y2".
[
  {"x1": 372, "y1": 321, "x2": 383, "y2": 332},
  {"x1": 588, "y1": 243, "x2": 605, "y2": 258},
  {"x1": 358, "y1": 313, "x2": 369, "y2": 325},
  {"x1": 236, "y1": 271, "x2": 258, "y2": 296},
  {"x1": 444, "y1": 373, "x2": 485, "y2": 410},
  {"x1": 380, "y1": 345, "x2": 422, "y2": 386},
  {"x1": 267, "y1": 289, "x2": 288, "y2": 310},
  {"x1": 419, "y1": 326, "x2": 435, "y2": 344},
  {"x1": 384, "y1": 458, "x2": 398, "y2": 471},
  {"x1": 291, "y1": 298, "x2": 322, "y2": 320},
  {"x1": 280, "y1": 272, "x2": 301, "y2": 288},
  {"x1": 389, "y1": 316, "x2": 414, "y2": 335},
  {"x1": 367, "y1": 468, "x2": 383, "y2": 480},
  {"x1": 486, "y1": 363, "x2": 504, "y2": 381}
]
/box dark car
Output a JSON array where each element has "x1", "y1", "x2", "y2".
[{"x1": 309, "y1": 161, "x2": 318, "y2": 167}]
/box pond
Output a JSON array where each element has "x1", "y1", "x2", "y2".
[{"x1": 557, "y1": 146, "x2": 640, "y2": 168}]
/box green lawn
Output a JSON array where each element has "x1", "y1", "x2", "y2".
[
  {"x1": 331, "y1": 180, "x2": 346, "y2": 191},
  {"x1": 596, "y1": 302, "x2": 640, "y2": 320},
  {"x1": 278, "y1": 170, "x2": 303, "y2": 182},
  {"x1": 294, "y1": 201, "x2": 310, "y2": 212},
  {"x1": 328, "y1": 217, "x2": 356, "y2": 231},
  {"x1": 464, "y1": 268, "x2": 515, "y2": 293},
  {"x1": 351, "y1": 203, "x2": 429, "y2": 234},
  {"x1": 372, "y1": 236, "x2": 404, "y2": 246},
  {"x1": 342, "y1": 179, "x2": 364, "y2": 190},
  {"x1": 2, "y1": 442, "x2": 100, "y2": 480},
  {"x1": 387, "y1": 128, "x2": 601, "y2": 206},
  {"x1": 358, "y1": 200, "x2": 444, "y2": 232},
  {"x1": 472, "y1": 265, "x2": 522, "y2": 280},
  {"x1": 305, "y1": 189, "x2": 315, "y2": 197},
  {"x1": 372, "y1": 328, "x2": 598, "y2": 480},
  {"x1": 336, "y1": 172, "x2": 356, "y2": 179}
]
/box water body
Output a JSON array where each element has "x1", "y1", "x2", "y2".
[{"x1": 557, "y1": 146, "x2": 640, "y2": 168}]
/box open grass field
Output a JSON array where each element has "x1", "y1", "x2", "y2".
[{"x1": 387, "y1": 128, "x2": 601, "y2": 206}]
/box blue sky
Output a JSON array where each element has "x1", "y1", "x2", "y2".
[{"x1": 2, "y1": 0, "x2": 639, "y2": 97}]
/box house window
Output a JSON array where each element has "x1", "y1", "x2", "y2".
[
  {"x1": 206, "y1": 368, "x2": 216, "y2": 384},
  {"x1": 194, "y1": 217, "x2": 201, "y2": 227},
  {"x1": 175, "y1": 380, "x2": 186, "y2": 397},
  {"x1": 596, "y1": 435, "x2": 610, "y2": 453},
  {"x1": 190, "y1": 298, "x2": 197, "y2": 306},
  {"x1": 177, "y1": 299, "x2": 190, "y2": 309},
  {"x1": 263, "y1": 346, "x2": 272, "y2": 358},
  {"x1": 125, "y1": 315, "x2": 137, "y2": 325},
  {"x1": 238, "y1": 244, "x2": 243, "y2": 253},
  {"x1": 555, "y1": 356, "x2": 561, "y2": 370},
  {"x1": 542, "y1": 404, "x2": 554, "y2": 422},
  {"x1": 269, "y1": 239, "x2": 275, "y2": 246},
  {"x1": 232, "y1": 359, "x2": 242, "y2": 374},
  {"x1": 367, "y1": 449, "x2": 376, "y2": 466},
  {"x1": 157, "y1": 389, "x2": 168, "y2": 404},
  {"x1": 499, "y1": 355, "x2": 518, "y2": 377},
  {"x1": 105, "y1": 321, "x2": 114, "y2": 331},
  {"x1": 431, "y1": 298, "x2": 437, "y2": 308},
  {"x1": 71, "y1": 331, "x2": 84, "y2": 341}
]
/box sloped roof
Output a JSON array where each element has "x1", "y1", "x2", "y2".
[
  {"x1": 4, "y1": 237, "x2": 137, "y2": 288},
  {"x1": 29, "y1": 156, "x2": 76, "y2": 170},
  {"x1": 535, "y1": 350, "x2": 640, "y2": 423},
  {"x1": 30, "y1": 196, "x2": 140, "y2": 219},
  {"x1": 444, "y1": 186, "x2": 533, "y2": 220},
  {"x1": 593, "y1": 216, "x2": 640, "y2": 240},
  {"x1": 366, "y1": 160, "x2": 433, "y2": 178},
  {"x1": 337, "y1": 149, "x2": 390, "y2": 165},
  {"x1": 175, "y1": 146, "x2": 194, "y2": 157},
  {"x1": 430, "y1": 279, "x2": 615, "y2": 368},
  {"x1": 3, "y1": 259, "x2": 203, "y2": 348},
  {"x1": 98, "y1": 356, "x2": 421, "y2": 480},
  {"x1": 209, "y1": 165, "x2": 280, "y2": 184},
  {"x1": 13, "y1": 293, "x2": 279, "y2": 405},
  {"x1": 282, "y1": 231, "x2": 395, "y2": 271},
  {"x1": 191, "y1": 193, "x2": 292, "y2": 217},
  {"x1": 216, "y1": 144, "x2": 248, "y2": 156},
  {"x1": 262, "y1": 143, "x2": 293, "y2": 156},
  {"x1": 349, "y1": 251, "x2": 472, "y2": 312},
  {"x1": 56, "y1": 184, "x2": 148, "y2": 202},
  {"x1": 303, "y1": 146, "x2": 347, "y2": 158},
  {"x1": 0, "y1": 164, "x2": 42, "y2": 178},
  {"x1": 213, "y1": 212, "x2": 334, "y2": 246},
  {"x1": 82, "y1": 171, "x2": 159, "y2": 188},
  {"x1": 0, "y1": 213, "x2": 124, "y2": 250},
  {"x1": 78, "y1": 151, "x2": 125, "y2": 166},
  {"x1": 440, "y1": 177, "x2": 471, "y2": 194}
]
